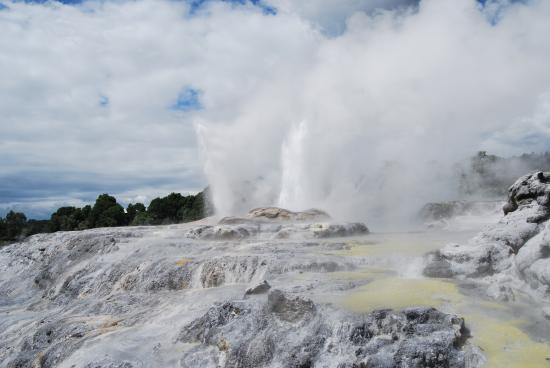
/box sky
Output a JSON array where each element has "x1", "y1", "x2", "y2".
[{"x1": 0, "y1": 0, "x2": 549, "y2": 220}]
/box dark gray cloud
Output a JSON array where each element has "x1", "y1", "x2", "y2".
[{"x1": 0, "y1": 167, "x2": 205, "y2": 218}]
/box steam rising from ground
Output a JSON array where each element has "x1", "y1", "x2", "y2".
[{"x1": 197, "y1": 0, "x2": 550, "y2": 226}]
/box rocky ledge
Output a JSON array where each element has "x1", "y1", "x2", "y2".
[
  {"x1": 424, "y1": 171, "x2": 550, "y2": 301},
  {"x1": 247, "y1": 207, "x2": 331, "y2": 222},
  {"x1": 419, "y1": 201, "x2": 503, "y2": 222},
  {"x1": 185, "y1": 207, "x2": 369, "y2": 240},
  {"x1": 177, "y1": 289, "x2": 482, "y2": 368}
]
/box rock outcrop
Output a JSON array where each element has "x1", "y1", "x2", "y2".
[
  {"x1": 177, "y1": 290, "x2": 480, "y2": 368},
  {"x1": 424, "y1": 172, "x2": 550, "y2": 301},
  {"x1": 247, "y1": 207, "x2": 331, "y2": 222},
  {"x1": 186, "y1": 208, "x2": 368, "y2": 241},
  {"x1": 420, "y1": 201, "x2": 503, "y2": 222},
  {"x1": 244, "y1": 280, "x2": 271, "y2": 295}
]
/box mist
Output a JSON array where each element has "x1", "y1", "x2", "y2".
[{"x1": 196, "y1": 0, "x2": 550, "y2": 227}]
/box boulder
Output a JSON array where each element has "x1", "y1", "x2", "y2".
[
  {"x1": 503, "y1": 171, "x2": 550, "y2": 222},
  {"x1": 244, "y1": 280, "x2": 271, "y2": 295},
  {"x1": 424, "y1": 172, "x2": 550, "y2": 301},
  {"x1": 266, "y1": 289, "x2": 316, "y2": 322}
]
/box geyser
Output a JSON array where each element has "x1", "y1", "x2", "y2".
[{"x1": 196, "y1": 0, "x2": 550, "y2": 227}]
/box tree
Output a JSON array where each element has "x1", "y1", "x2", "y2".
[
  {"x1": 24, "y1": 220, "x2": 52, "y2": 237},
  {"x1": 126, "y1": 203, "x2": 146, "y2": 224},
  {"x1": 131, "y1": 211, "x2": 154, "y2": 226},
  {"x1": 147, "y1": 193, "x2": 186, "y2": 224},
  {"x1": 95, "y1": 205, "x2": 126, "y2": 227},
  {"x1": 0, "y1": 188, "x2": 213, "y2": 242},
  {"x1": 78, "y1": 205, "x2": 92, "y2": 229},
  {"x1": 147, "y1": 190, "x2": 212, "y2": 224},
  {"x1": 0, "y1": 217, "x2": 6, "y2": 241},
  {"x1": 50, "y1": 207, "x2": 78, "y2": 231},
  {"x1": 50, "y1": 206, "x2": 92, "y2": 232},
  {"x1": 89, "y1": 194, "x2": 126, "y2": 228},
  {"x1": 4, "y1": 211, "x2": 27, "y2": 240}
]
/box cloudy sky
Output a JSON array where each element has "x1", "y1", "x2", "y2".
[{"x1": 1, "y1": 0, "x2": 549, "y2": 220}]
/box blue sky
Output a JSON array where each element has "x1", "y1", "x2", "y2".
[{"x1": 0, "y1": 0, "x2": 549, "y2": 219}]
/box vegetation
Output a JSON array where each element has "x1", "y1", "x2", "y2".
[{"x1": 0, "y1": 188, "x2": 212, "y2": 245}]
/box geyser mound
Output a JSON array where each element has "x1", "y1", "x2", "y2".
[{"x1": 186, "y1": 207, "x2": 369, "y2": 241}]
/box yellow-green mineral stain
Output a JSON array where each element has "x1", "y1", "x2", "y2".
[
  {"x1": 330, "y1": 268, "x2": 393, "y2": 281},
  {"x1": 175, "y1": 258, "x2": 192, "y2": 267},
  {"x1": 343, "y1": 277, "x2": 462, "y2": 312},
  {"x1": 343, "y1": 276, "x2": 550, "y2": 367},
  {"x1": 465, "y1": 314, "x2": 550, "y2": 368},
  {"x1": 340, "y1": 233, "x2": 446, "y2": 257}
]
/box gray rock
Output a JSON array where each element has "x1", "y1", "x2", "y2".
[
  {"x1": 6, "y1": 317, "x2": 101, "y2": 368},
  {"x1": 423, "y1": 251, "x2": 454, "y2": 278},
  {"x1": 177, "y1": 291, "x2": 478, "y2": 368},
  {"x1": 503, "y1": 171, "x2": 550, "y2": 221},
  {"x1": 247, "y1": 207, "x2": 330, "y2": 222},
  {"x1": 185, "y1": 219, "x2": 369, "y2": 241},
  {"x1": 420, "y1": 200, "x2": 502, "y2": 221},
  {"x1": 308, "y1": 222, "x2": 369, "y2": 238},
  {"x1": 245, "y1": 280, "x2": 271, "y2": 295},
  {"x1": 185, "y1": 224, "x2": 257, "y2": 240},
  {"x1": 424, "y1": 172, "x2": 550, "y2": 301},
  {"x1": 266, "y1": 289, "x2": 316, "y2": 322}
]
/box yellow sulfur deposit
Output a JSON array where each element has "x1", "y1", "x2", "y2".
[
  {"x1": 465, "y1": 314, "x2": 550, "y2": 368},
  {"x1": 343, "y1": 277, "x2": 462, "y2": 312},
  {"x1": 175, "y1": 258, "x2": 192, "y2": 267}
]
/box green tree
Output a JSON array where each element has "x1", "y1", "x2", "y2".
[
  {"x1": 147, "y1": 189, "x2": 212, "y2": 224},
  {"x1": 0, "y1": 216, "x2": 7, "y2": 241},
  {"x1": 89, "y1": 194, "x2": 126, "y2": 228},
  {"x1": 131, "y1": 211, "x2": 154, "y2": 226},
  {"x1": 78, "y1": 205, "x2": 92, "y2": 229},
  {"x1": 24, "y1": 220, "x2": 52, "y2": 237},
  {"x1": 126, "y1": 202, "x2": 146, "y2": 224},
  {"x1": 147, "y1": 192, "x2": 185, "y2": 224},
  {"x1": 50, "y1": 206, "x2": 79, "y2": 231},
  {"x1": 4, "y1": 211, "x2": 27, "y2": 240}
]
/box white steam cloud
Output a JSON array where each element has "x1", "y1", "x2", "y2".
[
  {"x1": 197, "y1": 0, "x2": 550, "y2": 226},
  {"x1": 1, "y1": 0, "x2": 549, "y2": 223}
]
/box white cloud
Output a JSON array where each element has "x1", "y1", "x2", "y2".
[
  {"x1": 0, "y1": 0, "x2": 319, "y2": 215},
  {"x1": 1, "y1": 0, "x2": 549, "y2": 224}
]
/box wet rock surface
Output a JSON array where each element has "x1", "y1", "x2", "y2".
[
  {"x1": 424, "y1": 172, "x2": 550, "y2": 301},
  {"x1": 0, "y1": 213, "x2": 483, "y2": 367}
]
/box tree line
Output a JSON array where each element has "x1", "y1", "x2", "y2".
[{"x1": 0, "y1": 189, "x2": 212, "y2": 245}]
